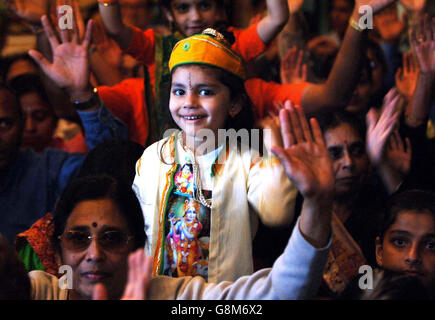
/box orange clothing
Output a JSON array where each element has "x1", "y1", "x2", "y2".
[
  {"x1": 98, "y1": 78, "x2": 148, "y2": 145},
  {"x1": 124, "y1": 22, "x2": 267, "y2": 92},
  {"x1": 245, "y1": 79, "x2": 309, "y2": 118},
  {"x1": 99, "y1": 78, "x2": 309, "y2": 146}
]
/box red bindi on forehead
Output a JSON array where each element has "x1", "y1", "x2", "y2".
[{"x1": 92, "y1": 222, "x2": 98, "y2": 228}]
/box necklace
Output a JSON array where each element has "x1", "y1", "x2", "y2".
[{"x1": 179, "y1": 132, "x2": 213, "y2": 209}]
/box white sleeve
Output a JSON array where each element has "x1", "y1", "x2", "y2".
[{"x1": 169, "y1": 218, "x2": 330, "y2": 300}]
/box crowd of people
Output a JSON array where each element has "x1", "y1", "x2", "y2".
[{"x1": 0, "y1": 0, "x2": 434, "y2": 300}]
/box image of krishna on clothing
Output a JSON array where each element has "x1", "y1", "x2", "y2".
[{"x1": 163, "y1": 164, "x2": 211, "y2": 279}]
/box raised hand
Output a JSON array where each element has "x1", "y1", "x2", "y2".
[
  {"x1": 2, "y1": 0, "x2": 50, "y2": 25},
  {"x1": 354, "y1": 0, "x2": 397, "y2": 14},
  {"x1": 410, "y1": 15, "x2": 435, "y2": 75},
  {"x1": 28, "y1": 14, "x2": 93, "y2": 101},
  {"x1": 386, "y1": 130, "x2": 412, "y2": 176},
  {"x1": 374, "y1": 4, "x2": 407, "y2": 43},
  {"x1": 395, "y1": 50, "x2": 419, "y2": 101},
  {"x1": 366, "y1": 89, "x2": 402, "y2": 166},
  {"x1": 93, "y1": 249, "x2": 152, "y2": 300},
  {"x1": 280, "y1": 46, "x2": 308, "y2": 84},
  {"x1": 399, "y1": 0, "x2": 426, "y2": 11},
  {"x1": 271, "y1": 101, "x2": 334, "y2": 201}
]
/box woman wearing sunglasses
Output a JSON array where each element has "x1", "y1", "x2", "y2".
[{"x1": 29, "y1": 174, "x2": 146, "y2": 300}]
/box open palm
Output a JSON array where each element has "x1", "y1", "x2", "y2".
[
  {"x1": 271, "y1": 102, "x2": 334, "y2": 200},
  {"x1": 28, "y1": 15, "x2": 92, "y2": 95}
]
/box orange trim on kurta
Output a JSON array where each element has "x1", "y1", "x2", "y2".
[{"x1": 152, "y1": 134, "x2": 178, "y2": 276}]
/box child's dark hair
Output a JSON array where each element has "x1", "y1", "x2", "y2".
[
  {"x1": 316, "y1": 110, "x2": 367, "y2": 141},
  {"x1": 377, "y1": 189, "x2": 435, "y2": 241},
  {"x1": 52, "y1": 175, "x2": 146, "y2": 253}
]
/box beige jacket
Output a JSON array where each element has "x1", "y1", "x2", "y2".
[{"x1": 132, "y1": 133, "x2": 297, "y2": 283}]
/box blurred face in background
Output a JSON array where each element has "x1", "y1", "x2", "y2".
[
  {"x1": 120, "y1": 0, "x2": 152, "y2": 30},
  {"x1": 0, "y1": 89, "x2": 22, "y2": 173},
  {"x1": 324, "y1": 122, "x2": 369, "y2": 199},
  {"x1": 330, "y1": 0, "x2": 354, "y2": 38},
  {"x1": 19, "y1": 91, "x2": 57, "y2": 152}
]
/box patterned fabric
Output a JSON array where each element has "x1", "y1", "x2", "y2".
[
  {"x1": 322, "y1": 213, "x2": 367, "y2": 295},
  {"x1": 15, "y1": 213, "x2": 59, "y2": 277}
]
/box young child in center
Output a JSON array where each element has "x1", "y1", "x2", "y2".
[
  {"x1": 98, "y1": 0, "x2": 289, "y2": 143},
  {"x1": 132, "y1": 29, "x2": 297, "y2": 283}
]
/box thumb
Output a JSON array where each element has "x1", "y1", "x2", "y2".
[
  {"x1": 366, "y1": 108, "x2": 379, "y2": 131},
  {"x1": 28, "y1": 49, "x2": 51, "y2": 74},
  {"x1": 92, "y1": 283, "x2": 109, "y2": 300},
  {"x1": 271, "y1": 146, "x2": 293, "y2": 178}
]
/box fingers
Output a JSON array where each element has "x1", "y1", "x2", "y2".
[
  {"x1": 295, "y1": 104, "x2": 313, "y2": 142},
  {"x1": 28, "y1": 49, "x2": 51, "y2": 74},
  {"x1": 310, "y1": 118, "x2": 325, "y2": 146},
  {"x1": 41, "y1": 15, "x2": 60, "y2": 49},
  {"x1": 366, "y1": 108, "x2": 380, "y2": 133},
  {"x1": 271, "y1": 146, "x2": 294, "y2": 178},
  {"x1": 81, "y1": 19, "x2": 93, "y2": 49},
  {"x1": 279, "y1": 106, "x2": 295, "y2": 148},
  {"x1": 423, "y1": 14, "x2": 433, "y2": 42}
]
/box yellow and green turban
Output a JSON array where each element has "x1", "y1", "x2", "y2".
[{"x1": 168, "y1": 28, "x2": 246, "y2": 80}]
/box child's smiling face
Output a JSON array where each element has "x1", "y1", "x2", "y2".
[
  {"x1": 165, "y1": 0, "x2": 222, "y2": 36},
  {"x1": 169, "y1": 65, "x2": 241, "y2": 141},
  {"x1": 376, "y1": 211, "x2": 435, "y2": 288}
]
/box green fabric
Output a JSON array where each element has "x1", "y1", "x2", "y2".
[
  {"x1": 17, "y1": 242, "x2": 45, "y2": 273},
  {"x1": 149, "y1": 32, "x2": 183, "y2": 143}
]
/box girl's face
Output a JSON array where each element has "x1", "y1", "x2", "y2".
[
  {"x1": 166, "y1": 0, "x2": 221, "y2": 36},
  {"x1": 376, "y1": 211, "x2": 435, "y2": 288},
  {"x1": 60, "y1": 198, "x2": 134, "y2": 300},
  {"x1": 170, "y1": 65, "x2": 241, "y2": 140},
  {"x1": 20, "y1": 92, "x2": 56, "y2": 152},
  {"x1": 324, "y1": 123, "x2": 369, "y2": 198}
]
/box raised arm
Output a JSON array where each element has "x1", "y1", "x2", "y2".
[
  {"x1": 405, "y1": 15, "x2": 435, "y2": 128},
  {"x1": 28, "y1": 14, "x2": 128, "y2": 148},
  {"x1": 300, "y1": 0, "x2": 397, "y2": 115},
  {"x1": 256, "y1": 0, "x2": 289, "y2": 45},
  {"x1": 366, "y1": 89, "x2": 407, "y2": 193},
  {"x1": 98, "y1": 0, "x2": 134, "y2": 50}
]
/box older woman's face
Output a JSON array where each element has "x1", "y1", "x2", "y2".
[
  {"x1": 324, "y1": 123, "x2": 369, "y2": 198},
  {"x1": 60, "y1": 198, "x2": 134, "y2": 300}
]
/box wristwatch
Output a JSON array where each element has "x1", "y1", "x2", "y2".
[{"x1": 73, "y1": 87, "x2": 101, "y2": 111}]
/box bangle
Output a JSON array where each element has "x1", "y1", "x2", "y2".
[
  {"x1": 98, "y1": 0, "x2": 118, "y2": 6},
  {"x1": 349, "y1": 18, "x2": 363, "y2": 32}
]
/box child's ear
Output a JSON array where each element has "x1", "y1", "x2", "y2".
[
  {"x1": 229, "y1": 98, "x2": 242, "y2": 118},
  {"x1": 375, "y1": 236, "x2": 384, "y2": 267}
]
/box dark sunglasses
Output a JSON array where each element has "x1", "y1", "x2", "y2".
[{"x1": 58, "y1": 230, "x2": 134, "y2": 252}]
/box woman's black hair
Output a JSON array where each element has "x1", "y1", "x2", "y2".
[
  {"x1": 338, "y1": 269, "x2": 431, "y2": 300},
  {"x1": 76, "y1": 140, "x2": 145, "y2": 186},
  {"x1": 8, "y1": 73, "x2": 53, "y2": 112},
  {"x1": 316, "y1": 110, "x2": 367, "y2": 141},
  {"x1": 377, "y1": 189, "x2": 435, "y2": 241},
  {"x1": 52, "y1": 175, "x2": 146, "y2": 252}
]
